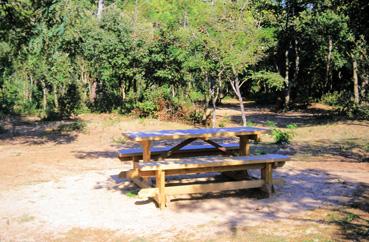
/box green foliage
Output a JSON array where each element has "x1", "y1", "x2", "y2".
[
  {"x1": 265, "y1": 120, "x2": 277, "y2": 128},
  {"x1": 56, "y1": 120, "x2": 86, "y2": 133},
  {"x1": 0, "y1": 124, "x2": 6, "y2": 134},
  {"x1": 0, "y1": 0, "x2": 368, "y2": 122},
  {"x1": 187, "y1": 109, "x2": 204, "y2": 125},
  {"x1": 363, "y1": 143, "x2": 369, "y2": 152},
  {"x1": 272, "y1": 124, "x2": 297, "y2": 145},
  {"x1": 321, "y1": 92, "x2": 369, "y2": 120}
]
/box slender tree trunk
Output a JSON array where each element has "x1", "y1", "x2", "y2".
[
  {"x1": 230, "y1": 69, "x2": 246, "y2": 126},
  {"x1": 284, "y1": 45, "x2": 290, "y2": 108},
  {"x1": 292, "y1": 38, "x2": 299, "y2": 93},
  {"x1": 202, "y1": 74, "x2": 210, "y2": 126},
  {"x1": 326, "y1": 35, "x2": 333, "y2": 91},
  {"x1": 96, "y1": 0, "x2": 104, "y2": 19},
  {"x1": 89, "y1": 81, "x2": 97, "y2": 103},
  {"x1": 41, "y1": 81, "x2": 48, "y2": 112},
  {"x1": 352, "y1": 57, "x2": 360, "y2": 104},
  {"x1": 53, "y1": 85, "x2": 59, "y2": 110},
  {"x1": 120, "y1": 82, "x2": 126, "y2": 100},
  {"x1": 361, "y1": 78, "x2": 368, "y2": 101},
  {"x1": 210, "y1": 77, "x2": 219, "y2": 128}
]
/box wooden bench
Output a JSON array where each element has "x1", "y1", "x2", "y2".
[
  {"x1": 122, "y1": 154, "x2": 289, "y2": 209},
  {"x1": 118, "y1": 143, "x2": 240, "y2": 161}
]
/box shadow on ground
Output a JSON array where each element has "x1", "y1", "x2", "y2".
[
  {"x1": 97, "y1": 166, "x2": 369, "y2": 241},
  {"x1": 0, "y1": 115, "x2": 81, "y2": 145}
]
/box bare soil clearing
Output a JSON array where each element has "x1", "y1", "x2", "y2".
[{"x1": 0, "y1": 102, "x2": 368, "y2": 241}]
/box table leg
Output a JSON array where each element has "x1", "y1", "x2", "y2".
[
  {"x1": 222, "y1": 135, "x2": 251, "y2": 180},
  {"x1": 141, "y1": 140, "x2": 152, "y2": 185},
  {"x1": 239, "y1": 135, "x2": 250, "y2": 156},
  {"x1": 141, "y1": 140, "x2": 152, "y2": 162}
]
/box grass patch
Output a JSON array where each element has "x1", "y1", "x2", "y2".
[
  {"x1": 126, "y1": 190, "x2": 138, "y2": 198},
  {"x1": 16, "y1": 214, "x2": 35, "y2": 223},
  {"x1": 112, "y1": 136, "x2": 127, "y2": 145},
  {"x1": 57, "y1": 120, "x2": 86, "y2": 133},
  {"x1": 363, "y1": 143, "x2": 369, "y2": 152},
  {"x1": 218, "y1": 116, "x2": 231, "y2": 128}
]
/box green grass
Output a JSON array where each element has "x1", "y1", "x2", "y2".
[
  {"x1": 16, "y1": 214, "x2": 35, "y2": 223},
  {"x1": 126, "y1": 190, "x2": 138, "y2": 198},
  {"x1": 363, "y1": 143, "x2": 369, "y2": 152},
  {"x1": 112, "y1": 136, "x2": 127, "y2": 145},
  {"x1": 57, "y1": 120, "x2": 86, "y2": 132}
]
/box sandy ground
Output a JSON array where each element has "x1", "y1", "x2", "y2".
[{"x1": 1, "y1": 103, "x2": 369, "y2": 241}]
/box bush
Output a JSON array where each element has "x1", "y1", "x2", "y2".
[
  {"x1": 187, "y1": 109, "x2": 204, "y2": 124},
  {"x1": 321, "y1": 91, "x2": 369, "y2": 120},
  {"x1": 0, "y1": 124, "x2": 6, "y2": 134},
  {"x1": 271, "y1": 123, "x2": 297, "y2": 145},
  {"x1": 57, "y1": 120, "x2": 87, "y2": 132}
]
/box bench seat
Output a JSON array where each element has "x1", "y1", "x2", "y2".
[
  {"x1": 118, "y1": 143, "x2": 239, "y2": 161},
  {"x1": 124, "y1": 154, "x2": 289, "y2": 209},
  {"x1": 139, "y1": 154, "x2": 288, "y2": 171}
]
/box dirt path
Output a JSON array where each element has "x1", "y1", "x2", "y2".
[{"x1": 0, "y1": 103, "x2": 369, "y2": 241}]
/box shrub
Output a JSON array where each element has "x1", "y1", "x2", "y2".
[
  {"x1": 57, "y1": 120, "x2": 87, "y2": 132},
  {"x1": 265, "y1": 120, "x2": 277, "y2": 128},
  {"x1": 187, "y1": 109, "x2": 204, "y2": 125},
  {"x1": 0, "y1": 124, "x2": 6, "y2": 134},
  {"x1": 271, "y1": 123, "x2": 297, "y2": 144},
  {"x1": 363, "y1": 143, "x2": 369, "y2": 152}
]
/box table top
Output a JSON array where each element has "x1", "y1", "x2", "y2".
[{"x1": 122, "y1": 126, "x2": 268, "y2": 141}]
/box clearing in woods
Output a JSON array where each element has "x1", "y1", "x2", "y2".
[{"x1": 0, "y1": 101, "x2": 368, "y2": 241}]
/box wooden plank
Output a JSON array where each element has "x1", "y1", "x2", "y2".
[
  {"x1": 141, "y1": 140, "x2": 151, "y2": 162},
  {"x1": 139, "y1": 179, "x2": 285, "y2": 198},
  {"x1": 118, "y1": 144, "x2": 240, "y2": 161},
  {"x1": 201, "y1": 139, "x2": 228, "y2": 154},
  {"x1": 131, "y1": 178, "x2": 152, "y2": 189},
  {"x1": 155, "y1": 169, "x2": 166, "y2": 209},
  {"x1": 138, "y1": 179, "x2": 289, "y2": 198},
  {"x1": 139, "y1": 154, "x2": 290, "y2": 171},
  {"x1": 261, "y1": 163, "x2": 273, "y2": 197},
  {"x1": 163, "y1": 138, "x2": 197, "y2": 158},
  {"x1": 139, "y1": 163, "x2": 271, "y2": 177},
  {"x1": 239, "y1": 135, "x2": 250, "y2": 156},
  {"x1": 122, "y1": 127, "x2": 268, "y2": 142}
]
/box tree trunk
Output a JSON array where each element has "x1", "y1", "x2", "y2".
[
  {"x1": 361, "y1": 78, "x2": 368, "y2": 101},
  {"x1": 210, "y1": 77, "x2": 219, "y2": 128},
  {"x1": 230, "y1": 72, "x2": 246, "y2": 126},
  {"x1": 284, "y1": 46, "x2": 290, "y2": 108},
  {"x1": 326, "y1": 35, "x2": 333, "y2": 91},
  {"x1": 41, "y1": 81, "x2": 48, "y2": 112},
  {"x1": 120, "y1": 82, "x2": 126, "y2": 100},
  {"x1": 53, "y1": 85, "x2": 59, "y2": 110},
  {"x1": 352, "y1": 57, "x2": 360, "y2": 104},
  {"x1": 89, "y1": 81, "x2": 97, "y2": 103},
  {"x1": 293, "y1": 38, "x2": 300, "y2": 87},
  {"x1": 202, "y1": 74, "x2": 210, "y2": 126},
  {"x1": 96, "y1": 0, "x2": 104, "y2": 19}
]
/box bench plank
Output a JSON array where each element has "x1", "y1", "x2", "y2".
[
  {"x1": 138, "y1": 179, "x2": 285, "y2": 198},
  {"x1": 118, "y1": 143, "x2": 240, "y2": 160},
  {"x1": 138, "y1": 154, "x2": 289, "y2": 171},
  {"x1": 122, "y1": 127, "x2": 267, "y2": 141}
]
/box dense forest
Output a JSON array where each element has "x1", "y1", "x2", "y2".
[{"x1": 1, "y1": 0, "x2": 368, "y2": 124}]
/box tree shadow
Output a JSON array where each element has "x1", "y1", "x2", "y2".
[
  {"x1": 97, "y1": 164, "x2": 369, "y2": 240},
  {"x1": 289, "y1": 139, "x2": 369, "y2": 162},
  {"x1": 0, "y1": 115, "x2": 81, "y2": 145}
]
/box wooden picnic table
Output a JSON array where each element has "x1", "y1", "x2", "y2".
[
  {"x1": 119, "y1": 126, "x2": 289, "y2": 209},
  {"x1": 122, "y1": 126, "x2": 269, "y2": 163}
]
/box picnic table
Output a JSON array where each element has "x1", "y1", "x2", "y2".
[
  {"x1": 118, "y1": 126, "x2": 289, "y2": 209},
  {"x1": 121, "y1": 126, "x2": 267, "y2": 160}
]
